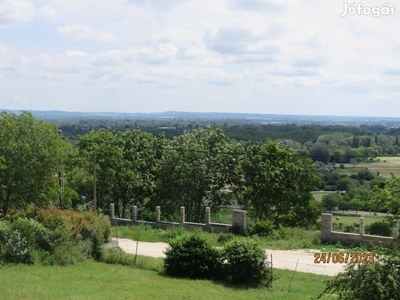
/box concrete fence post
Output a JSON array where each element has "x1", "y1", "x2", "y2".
[
  {"x1": 232, "y1": 210, "x2": 246, "y2": 235},
  {"x1": 205, "y1": 207, "x2": 211, "y2": 225},
  {"x1": 132, "y1": 206, "x2": 137, "y2": 222},
  {"x1": 394, "y1": 221, "x2": 400, "y2": 238},
  {"x1": 156, "y1": 206, "x2": 161, "y2": 223},
  {"x1": 360, "y1": 217, "x2": 365, "y2": 236},
  {"x1": 110, "y1": 203, "x2": 115, "y2": 219},
  {"x1": 180, "y1": 206, "x2": 185, "y2": 224},
  {"x1": 321, "y1": 213, "x2": 332, "y2": 242}
]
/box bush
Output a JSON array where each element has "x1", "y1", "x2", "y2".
[
  {"x1": 223, "y1": 237, "x2": 270, "y2": 286},
  {"x1": 319, "y1": 255, "x2": 400, "y2": 299},
  {"x1": 366, "y1": 222, "x2": 393, "y2": 237},
  {"x1": 5, "y1": 207, "x2": 111, "y2": 265},
  {"x1": 164, "y1": 233, "x2": 223, "y2": 280},
  {"x1": 217, "y1": 233, "x2": 235, "y2": 244},
  {"x1": 248, "y1": 220, "x2": 274, "y2": 236}
]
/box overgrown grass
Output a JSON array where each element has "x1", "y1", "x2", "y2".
[{"x1": 0, "y1": 261, "x2": 332, "y2": 300}]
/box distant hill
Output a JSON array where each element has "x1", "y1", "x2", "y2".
[{"x1": 2, "y1": 109, "x2": 400, "y2": 124}]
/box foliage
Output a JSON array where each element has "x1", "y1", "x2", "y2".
[
  {"x1": 318, "y1": 255, "x2": 400, "y2": 300},
  {"x1": 1, "y1": 208, "x2": 110, "y2": 265},
  {"x1": 0, "y1": 111, "x2": 73, "y2": 216},
  {"x1": 77, "y1": 129, "x2": 162, "y2": 218},
  {"x1": 371, "y1": 174, "x2": 400, "y2": 223},
  {"x1": 365, "y1": 221, "x2": 393, "y2": 237},
  {"x1": 223, "y1": 237, "x2": 270, "y2": 285},
  {"x1": 321, "y1": 192, "x2": 341, "y2": 212},
  {"x1": 163, "y1": 233, "x2": 223, "y2": 279},
  {"x1": 247, "y1": 220, "x2": 274, "y2": 236},
  {"x1": 240, "y1": 140, "x2": 320, "y2": 227},
  {"x1": 154, "y1": 127, "x2": 243, "y2": 222}
]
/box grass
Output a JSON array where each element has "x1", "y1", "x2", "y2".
[
  {"x1": 330, "y1": 214, "x2": 386, "y2": 228},
  {"x1": 337, "y1": 156, "x2": 400, "y2": 178},
  {"x1": 112, "y1": 223, "x2": 344, "y2": 252},
  {"x1": 0, "y1": 260, "x2": 333, "y2": 300},
  {"x1": 313, "y1": 193, "x2": 324, "y2": 202}
]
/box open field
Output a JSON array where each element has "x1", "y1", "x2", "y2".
[
  {"x1": 0, "y1": 261, "x2": 332, "y2": 300},
  {"x1": 330, "y1": 214, "x2": 386, "y2": 228},
  {"x1": 337, "y1": 156, "x2": 400, "y2": 178}
]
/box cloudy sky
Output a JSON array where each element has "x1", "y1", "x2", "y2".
[{"x1": 1, "y1": 0, "x2": 400, "y2": 116}]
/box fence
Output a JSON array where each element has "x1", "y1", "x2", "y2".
[
  {"x1": 321, "y1": 213, "x2": 400, "y2": 247},
  {"x1": 109, "y1": 204, "x2": 247, "y2": 234}
]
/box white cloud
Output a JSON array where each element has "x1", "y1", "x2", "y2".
[
  {"x1": 0, "y1": 0, "x2": 35, "y2": 27},
  {"x1": 57, "y1": 24, "x2": 117, "y2": 43},
  {"x1": 37, "y1": 6, "x2": 57, "y2": 23},
  {"x1": 0, "y1": 0, "x2": 399, "y2": 116}
]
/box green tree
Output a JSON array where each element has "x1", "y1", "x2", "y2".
[
  {"x1": 371, "y1": 174, "x2": 400, "y2": 222},
  {"x1": 240, "y1": 140, "x2": 320, "y2": 227},
  {"x1": 78, "y1": 129, "x2": 162, "y2": 217},
  {"x1": 154, "y1": 127, "x2": 243, "y2": 222},
  {"x1": 322, "y1": 192, "x2": 341, "y2": 212},
  {"x1": 309, "y1": 144, "x2": 331, "y2": 164},
  {"x1": 0, "y1": 111, "x2": 72, "y2": 216}
]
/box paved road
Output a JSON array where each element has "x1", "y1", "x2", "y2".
[{"x1": 111, "y1": 238, "x2": 346, "y2": 276}]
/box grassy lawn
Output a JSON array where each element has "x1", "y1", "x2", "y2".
[
  {"x1": 313, "y1": 193, "x2": 324, "y2": 202},
  {"x1": 338, "y1": 156, "x2": 400, "y2": 178},
  {"x1": 330, "y1": 214, "x2": 386, "y2": 228},
  {"x1": 0, "y1": 261, "x2": 332, "y2": 300}
]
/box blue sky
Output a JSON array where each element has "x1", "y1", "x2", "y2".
[{"x1": 0, "y1": 0, "x2": 399, "y2": 116}]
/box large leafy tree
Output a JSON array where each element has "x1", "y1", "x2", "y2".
[
  {"x1": 0, "y1": 111, "x2": 72, "y2": 216},
  {"x1": 371, "y1": 174, "x2": 400, "y2": 223},
  {"x1": 154, "y1": 127, "x2": 243, "y2": 222},
  {"x1": 78, "y1": 129, "x2": 162, "y2": 217},
  {"x1": 240, "y1": 140, "x2": 321, "y2": 227}
]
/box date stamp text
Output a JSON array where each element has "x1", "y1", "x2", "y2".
[{"x1": 314, "y1": 252, "x2": 375, "y2": 264}]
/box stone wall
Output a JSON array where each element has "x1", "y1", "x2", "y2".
[
  {"x1": 321, "y1": 213, "x2": 400, "y2": 247},
  {"x1": 109, "y1": 204, "x2": 247, "y2": 234}
]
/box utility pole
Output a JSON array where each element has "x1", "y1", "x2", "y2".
[
  {"x1": 58, "y1": 130, "x2": 64, "y2": 207},
  {"x1": 93, "y1": 151, "x2": 97, "y2": 213}
]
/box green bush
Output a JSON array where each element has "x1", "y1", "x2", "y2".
[
  {"x1": 5, "y1": 207, "x2": 111, "y2": 265},
  {"x1": 366, "y1": 222, "x2": 393, "y2": 237},
  {"x1": 4, "y1": 230, "x2": 32, "y2": 264},
  {"x1": 217, "y1": 233, "x2": 235, "y2": 244},
  {"x1": 319, "y1": 255, "x2": 400, "y2": 299},
  {"x1": 223, "y1": 237, "x2": 270, "y2": 286},
  {"x1": 164, "y1": 233, "x2": 223, "y2": 280},
  {"x1": 248, "y1": 220, "x2": 274, "y2": 236}
]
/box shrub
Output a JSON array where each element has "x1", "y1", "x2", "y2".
[
  {"x1": 223, "y1": 237, "x2": 270, "y2": 285},
  {"x1": 7, "y1": 207, "x2": 111, "y2": 264},
  {"x1": 4, "y1": 230, "x2": 32, "y2": 264},
  {"x1": 318, "y1": 255, "x2": 400, "y2": 299},
  {"x1": 366, "y1": 222, "x2": 393, "y2": 237},
  {"x1": 217, "y1": 233, "x2": 235, "y2": 244},
  {"x1": 164, "y1": 233, "x2": 223, "y2": 280},
  {"x1": 10, "y1": 218, "x2": 53, "y2": 252},
  {"x1": 248, "y1": 220, "x2": 274, "y2": 236}
]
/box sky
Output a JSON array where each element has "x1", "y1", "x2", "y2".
[{"x1": 0, "y1": 0, "x2": 400, "y2": 117}]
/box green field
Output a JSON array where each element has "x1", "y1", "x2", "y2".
[
  {"x1": 330, "y1": 214, "x2": 386, "y2": 228},
  {"x1": 337, "y1": 156, "x2": 400, "y2": 178},
  {"x1": 0, "y1": 261, "x2": 332, "y2": 300}
]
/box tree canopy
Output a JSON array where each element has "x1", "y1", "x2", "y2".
[
  {"x1": 0, "y1": 111, "x2": 72, "y2": 216},
  {"x1": 240, "y1": 140, "x2": 321, "y2": 227}
]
